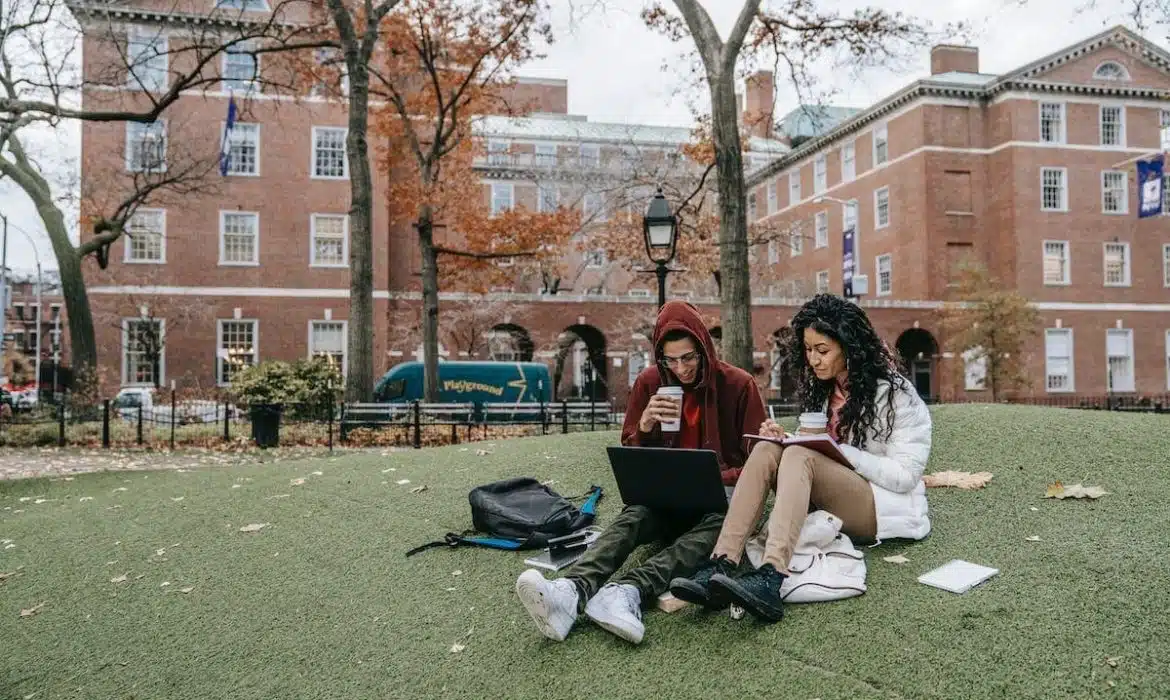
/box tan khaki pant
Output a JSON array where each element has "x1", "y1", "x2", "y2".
[{"x1": 713, "y1": 442, "x2": 877, "y2": 572}]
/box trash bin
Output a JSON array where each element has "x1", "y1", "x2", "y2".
[{"x1": 250, "y1": 404, "x2": 282, "y2": 448}]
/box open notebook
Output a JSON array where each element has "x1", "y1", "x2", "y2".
[
  {"x1": 743, "y1": 433, "x2": 852, "y2": 468},
  {"x1": 917, "y1": 560, "x2": 999, "y2": 594}
]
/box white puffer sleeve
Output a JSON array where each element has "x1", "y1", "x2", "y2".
[{"x1": 837, "y1": 383, "x2": 932, "y2": 494}]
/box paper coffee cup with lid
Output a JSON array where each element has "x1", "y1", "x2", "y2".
[
  {"x1": 656, "y1": 385, "x2": 684, "y2": 432},
  {"x1": 797, "y1": 411, "x2": 829, "y2": 434}
]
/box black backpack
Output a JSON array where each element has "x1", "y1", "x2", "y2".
[{"x1": 405, "y1": 477, "x2": 603, "y2": 556}]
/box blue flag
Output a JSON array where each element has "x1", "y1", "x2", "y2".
[
  {"x1": 1137, "y1": 154, "x2": 1164, "y2": 218},
  {"x1": 218, "y1": 93, "x2": 238, "y2": 176}
]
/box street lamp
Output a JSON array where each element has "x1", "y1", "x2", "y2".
[
  {"x1": 642, "y1": 187, "x2": 679, "y2": 310},
  {"x1": 812, "y1": 195, "x2": 867, "y2": 302}
]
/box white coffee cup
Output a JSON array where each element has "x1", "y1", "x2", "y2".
[
  {"x1": 656, "y1": 386, "x2": 684, "y2": 432},
  {"x1": 797, "y1": 411, "x2": 829, "y2": 435}
]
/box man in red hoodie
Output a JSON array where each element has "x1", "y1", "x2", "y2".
[{"x1": 515, "y1": 300, "x2": 766, "y2": 645}]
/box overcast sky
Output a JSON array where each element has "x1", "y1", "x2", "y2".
[{"x1": 0, "y1": 0, "x2": 1151, "y2": 273}]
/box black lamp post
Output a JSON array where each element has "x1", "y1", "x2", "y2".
[{"x1": 642, "y1": 187, "x2": 679, "y2": 310}]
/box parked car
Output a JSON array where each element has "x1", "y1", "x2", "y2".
[{"x1": 113, "y1": 387, "x2": 239, "y2": 425}]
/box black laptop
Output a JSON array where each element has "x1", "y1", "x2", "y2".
[{"x1": 605, "y1": 446, "x2": 728, "y2": 514}]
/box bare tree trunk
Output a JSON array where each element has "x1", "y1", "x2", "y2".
[
  {"x1": 417, "y1": 205, "x2": 441, "y2": 403},
  {"x1": 343, "y1": 66, "x2": 375, "y2": 402}
]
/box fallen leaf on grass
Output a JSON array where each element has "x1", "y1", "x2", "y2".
[
  {"x1": 0, "y1": 571, "x2": 17, "y2": 583},
  {"x1": 474, "y1": 449, "x2": 492, "y2": 456},
  {"x1": 396, "y1": 479, "x2": 411, "y2": 485},
  {"x1": 160, "y1": 582, "x2": 170, "y2": 587},
  {"x1": 381, "y1": 468, "x2": 396, "y2": 473},
  {"x1": 290, "y1": 478, "x2": 306, "y2": 486},
  {"x1": 410, "y1": 485, "x2": 428, "y2": 494},
  {"x1": 179, "y1": 586, "x2": 195, "y2": 594},
  {"x1": 155, "y1": 549, "x2": 166, "y2": 556},
  {"x1": 78, "y1": 497, "x2": 93, "y2": 502},
  {"x1": 452, "y1": 570, "x2": 462, "y2": 576},
  {"x1": 110, "y1": 573, "x2": 129, "y2": 583},
  {"x1": 1106, "y1": 656, "x2": 1122, "y2": 667},
  {"x1": 1024, "y1": 536, "x2": 1041, "y2": 542},
  {"x1": 1044, "y1": 481, "x2": 1109, "y2": 499},
  {"x1": 269, "y1": 494, "x2": 290, "y2": 500},
  {"x1": 239, "y1": 523, "x2": 269, "y2": 533},
  {"x1": 1029, "y1": 507, "x2": 1039, "y2": 512},
  {"x1": 113, "y1": 488, "x2": 128, "y2": 493},
  {"x1": 311, "y1": 471, "x2": 323, "y2": 476},
  {"x1": 449, "y1": 643, "x2": 466, "y2": 653},
  {"x1": 170, "y1": 497, "x2": 185, "y2": 502},
  {"x1": 19, "y1": 601, "x2": 46, "y2": 618},
  {"x1": 231, "y1": 485, "x2": 242, "y2": 489},
  {"x1": 883, "y1": 554, "x2": 910, "y2": 564},
  {"x1": 3, "y1": 543, "x2": 14, "y2": 549},
  {"x1": 922, "y1": 471, "x2": 994, "y2": 489},
  {"x1": 445, "y1": 587, "x2": 457, "y2": 592}
]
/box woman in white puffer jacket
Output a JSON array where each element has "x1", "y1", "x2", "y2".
[{"x1": 669, "y1": 293, "x2": 933, "y2": 623}]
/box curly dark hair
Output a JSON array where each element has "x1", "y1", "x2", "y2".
[{"x1": 787, "y1": 294, "x2": 909, "y2": 449}]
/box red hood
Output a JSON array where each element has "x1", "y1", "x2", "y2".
[{"x1": 652, "y1": 300, "x2": 718, "y2": 388}]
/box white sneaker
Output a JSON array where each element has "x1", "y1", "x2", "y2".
[
  {"x1": 515, "y1": 569, "x2": 579, "y2": 642},
  {"x1": 584, "y1": 583, "x2": 644, "y2": 644}
]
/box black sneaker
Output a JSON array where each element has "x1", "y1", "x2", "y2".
[
  {"x1": 709, "y1": 563, "x2": 786, "y2": 622},
  {"x1": 668, "y1": 555, "x2": 736, "y2": 610}
]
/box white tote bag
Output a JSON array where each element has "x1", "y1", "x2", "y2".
[{"x1": 743, "y1": 510, "x2": 868, "y2": 603}]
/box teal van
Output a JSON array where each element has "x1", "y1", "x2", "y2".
[{"x1": 373, "y1": 361, "x2": 552, "y2": 406}]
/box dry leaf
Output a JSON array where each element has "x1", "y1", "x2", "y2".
[
  {"x1": 1106, "y1": 656, "x2": 1122, "y2": 667},
  {"x1": 452, "y1": 570, "x2": 463, "y2": 576},
  {"x1": 0, "y1": 571, "x2": 16, "y2": 582},
  {"x1": 290, "y1": 478, "x2": 306, "y2": 486},
  {"x1": 1045, "y1": 482, "x2": 1110, "y2": 500},
  {"x1": 79, "y1": 497, "x2": 93, "y2": 502},
  {"x1": 475, "y1": 449, "x2": 492, "y2": 456},
  {"x1": 179, "y1": 586, "x2": 195, "y2": 594},
  {"x1": 883, "y1": 554, "x2": 910, "y2": 564},
  {"x1": 159, "y1": 582, "x2": 170, "y2": 587},
  {"x1": 113, "y1": 487, "x2": 128, "y2": 492},
  {"x1": 3, "y1": 543, "x2": 14, "y2": 550},
  {"x1": 1024, "y1": 536, "x2": 1041, "y2": 542},
  {"x1": 311, "y1": 471, "x2": 323, "y2": 476},
  {"x1": 410, "y1": 485, "x2": 428, "y2": 494},
  {"x1": 449, "y1": 642, "x2": 466, "y2": 653},
  {"x1": 239, "y1": 523, "x2": 269, "y2": 533},
  {"x1": 1029, "y1": 507, "x2": 1039, "y2": 512},
  {"x1": 231, "y1": 484, "x2": 242, "y2": 489},
  {"x1": 1108, "y1": 680, "x2": 1116, "y2": 688},
  {"x1": 381, "y1": 468, "x2": 396, "y2": 473},
  {"x1": 923, "y1": 471, "x2": 994, "y2": 489},
  {"x1": 396, "y1": 479, "x2": 411, "y2": 485},
  {"x1": 110, "y1": 573, "x2": 129, "y2": 583},
  {"x1": 171, "y1": 497, "x2": 184, "y2": 502},
  {"x1": 445, "y1": 587, "x2": 457, "y2": 592},
  {"x1": 19, "y1": 601, "x2": 46, "y2": 618}
]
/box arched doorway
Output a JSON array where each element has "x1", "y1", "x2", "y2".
[
  {"x1": 554, "y1": 324, "x2": 608, "y2": 401},
  {"x1": 896, "y1": 328, "x2": 938, "y2": 399},
  {"x1": 486, "y1": 323, "x2": 535, "y2": 362}
]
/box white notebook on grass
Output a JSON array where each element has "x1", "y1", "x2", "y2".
[{"x1": 917, "y1": 559, "x2": 999, "y2": 594}]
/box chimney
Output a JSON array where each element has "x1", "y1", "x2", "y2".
[
  {"x1": 742, "y1": 70, "x2": 775, "y2": 139},
  {"x1": 930, "y1": 44, "x2": 979, "y2": 75}
]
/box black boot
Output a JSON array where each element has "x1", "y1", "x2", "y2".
[
  {"x1": 668, "y1": 555, "x2": 736, "y2": 610},
  {"x1": 709, "y1": 563, "x2": 786, "y2": 622}
]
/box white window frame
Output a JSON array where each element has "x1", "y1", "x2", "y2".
[
  {"x1": 1041, "y1": 167, "x2": 1068, "y2": 212},
  {"x1": 124, "y1": 208, "x2": 166, "y2": 264},
  {"x1": 767, "y1": 239, "x2": 779, "y2": 265},
  {"x1": 1103, "y1": 242, "x2": 1131, "y2": 287},
  {"x1": 222, "y1": 42, "x2": 259, "y2": 93},
  {"x1": 311, "y1": 126, "x2": 348, "y2": 179},
  {"x1": 127, "y1": 29, "x2": 168, "y2": 92},
  {"x1": 1101, "y1": 170, "x2": 1128, "y2": 214},
  {"x1": 1042, "y1": 240, "x2": 1070, "y2": 286},
  {"x1": 1093, "y1": 61, "x2": 1130, "y2": 81},
  {"x1": 222, "y1": 122, "x2": 260, "y2": 176},
  {"x1": 125, "y1": 120, "x2": 167, "y2": 173},
  {"x1": 766, "y1": 180, "x2": 777, "y2": 214},
  {"x1": 876, "y1": 253, "x2": 892, "y2": 296},
  {"x1": 584, "y1": 249, "x2": 606, "y2": 268},
  {"x1": 216, "y1": 319, "x2": 258, "y2": 387},
  {"x1": 578, "y1": 143, "x2": 600, "y2": 168},
  {"x1": 748, "y1": 191, "x2": 758, "y2": 221},
  {"x1": 581, "y1": 191, "x2": 605, "y2": 222},
  {"x1": 789, "y1": 229, "x2": 802, "y2": 257},
  {"x1": 310, "y1": 213, "x2": 349, "y2": 268},
  {"x1": 1106, "y1": 328, "x2": 1135, "y2": 392},
  {"x1": 813, "y1": 154, "x2": 827, "y2": 194},
  {"x1": 841, "y1": 141, "x2": 856, "y2": 182},
  {"x1": 873, "y1": 123, "x2": 889, "y2": 165},
  {"x1": 815, "y1": 211, "x2": 828, "y2": 248},
  {"x1": 628, "y1": 289, "x2": 652, "y2": 298},
  {"x1": 1161, "y1": 109, "x2": 1170, "y2": 151},
  {"x1": 1045, "y1": 328, "x2": 1074, "y2": 393},
  {"x1": 1163, "y1": 243, "x2": 1170, "y2": 288},
  {"x1": 534, "y1": 142, "x2": 558, "y2": 167},
  {"x1": 121, "y1": 317, "x2": 165, "y2": 387},
  {"x1": 218, "y1": 210, "x2": 260, "y2": 266},
  {"x1": 1099, "y1": 105, "x2": 1126, "y2": 147},
  {"x1": 815, "y1": 270, "x2": 830, "y2": 294},
  {"x1": 788, "y1": 171, "x2": 801, "y2": 205},
  {"x1": 491, "y1": 182, "x2": 514, "y2": 216},
  {"x1": 537, "y1": 183, "x2": 558, "y2": 213},
  {"x1": 1039, "y1": 102, "x2": 1065, "y2": 144},
  {"x1": 874, "y1": 187, "x2": 890, "y2": 229},
  {"x1": 844, "y1": 199, "x2": 858, "y2": 233},
  {"x1": 308, "y1": 319, "x2": 347, "y2": 376}
]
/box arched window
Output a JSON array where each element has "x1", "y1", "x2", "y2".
[{"x1": 1093, "y1": 61, "x2": 1130, "y2": 81}]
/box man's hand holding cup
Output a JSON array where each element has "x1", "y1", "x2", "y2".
[{"x1": 640, "y1": 386, "x2": 684, "y2": 433}]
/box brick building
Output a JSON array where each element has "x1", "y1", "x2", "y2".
[
  {"x1": 1, "y1": 272, "x2": 69, "y2": 390},
  {"x1": 79, "y1": 13, "x2": 1170, "y2": 406}
]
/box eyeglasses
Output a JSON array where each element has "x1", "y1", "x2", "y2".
[{"x1": 660, "y1": 351, "x2": 700, "y2": 367}]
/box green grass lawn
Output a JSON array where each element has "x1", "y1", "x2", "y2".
[{"x1": 2, "y1": 404, "x2": 1168, "y2": 700}]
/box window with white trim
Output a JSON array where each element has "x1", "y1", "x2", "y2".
[
  {"x1": 309, "y1": 320, "x2": 346, "y2": 375},
  {"x1": 1043, "y1": 240, "x2": 1070, "y2": 285},
  {"x1": 487, "y1": 140, "x2": 511, "y2": 166},
  {"x1": 126, "y1": 121, "x2": 167, "y2": 172},
  {"x1": 1101, "y1": 170, "x2": 1127, "y2": 214},
  {"x1": 874, "y1": 187, "x2": 890, "y2": 228},
  {"x1": 1164, "y1": 173, "x2": 1170, "y2": 216},
  {"x1": 578, "y1": 143, "x2": 600, "y2": 168},
  {"x1": 223, "y1": 43, "x2": 259, "y2": 92},
  {"x1": 1103, "y1": 242, "x2": 1130, "y2": 286},
  {"x1": 842, "y1": 142, "x2": 856, "y2": 181},
  {"x1": 962, "y1": 347, "x2": 987, "y2": 391},
  {"x1": 1041, "y1": 168, "x2": 1067, "y2": 211},
  {"x1": 223, "y1": 123, "x2": 259, "y2": 175},
  {"x1": 747, "y1": 191, "x2": 758, "y2": 221},
  {"x1": 1164, "y1": 244, "x2": 1170, "y2": 287},
  {"x1": 127, "y1": 30, "x2": 168, "y2": 92},
  {"x1": 537, "y1": 183, "x2": 558, "y2": 213},
  {"x1": 123, "y1": 318, "x2": 164, "y2": 386},
  {"x1": 1100, "y1": 106, "x2": 1124, "y2": 146},
  {"x1": 1039, "y1": 102, "x2": 1064, "y2": 144},
  {"x1": 876, "y1": 254, "x2": 892, "y2": 295},
  {"x1": 219, "y1": 211, "x2": 259, "y2": 265},
  {"x1": 790, "y1": 229, "x2": 802, "y2": 256},
  {"x1": 815, "y1": 270, "x2": 830, "y2": 294},
  {"x1": 582, "y1": 192, "x2": 605, "y2": 222},
  {"x1": 1162, "y1": 110, "x2": 1170, "y2": 151},
  {"x1": 789, "y1": 171, "x2": 801, "y2": 204},
  {"x1": 814, "y1": 154, "x2": 827, "y2": 194},
  {"x1": 844, "y1": 200, "x2": 858, "y2": 233},
  {"x1": 491, "y1": 183, "x2": 514, "y2": 216},
  {"x1": 766, "y1": 180, "x2": 777, "y2": 214},
  {"x1": 217, "y1": 320, "x2": 257, "y2": 385},
  {"x1": 312, "y1": 127, "x2": 347, "y2": 178},
  {"x1": 215, "y1": 0, "x2": 268, "y2": 10},
  {"x1": 534, "y1": 143, "x2": 558, "y2": 167},
  {"x1": 873, "y1": 123, "x2": 888, "y2": 165},
  {"x1": 1045, "y1": 328, "x2": 1073, "y2": 392},
  {"x1": 1106, "y1": 328, "x2": 1135, "y2": 392},
  {"x1": 767, "y1": 239, "x2": 779, "y2": 265},
  {"x1": 1093, "y1": 61, "x2": 1129, "y2": 81},
  {"x1": 815, "y1": 211, "x2": 828, "y2": 248},
  {"x1": 584, "y1": 249, "x2": 606, "y2": 268},
  {"x1": 310, "y1": 214, "x2": 347, "y2": 267},
  {"x1": 125, "y1": 209, "x2": 165, "y2": 263}
]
